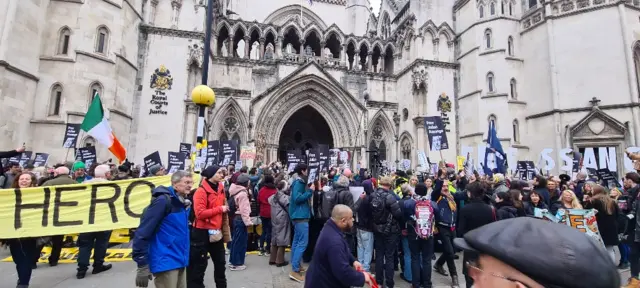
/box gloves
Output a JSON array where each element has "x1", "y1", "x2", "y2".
[{"x1": 135, "y1": 265, "x2": 153, "y2": 287}]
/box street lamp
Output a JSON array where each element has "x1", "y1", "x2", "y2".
[{"x1": 191, "y1": 85, "x2": 215, "y2": 146}]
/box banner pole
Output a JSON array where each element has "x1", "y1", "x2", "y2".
[{"x1": 64, "y1": 148, "x2": 71, "y2": 162}]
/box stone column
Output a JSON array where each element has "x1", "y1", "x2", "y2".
[
  {"x1": 433, "y1": 38, "x2": 440, "y2": 61},
  {"x1": 353, "y1": 50, "x2": 360, "y2": 70},
  {"x1": 340, "y1": 45, "x2": 346, "y2": 67},
  {"x1": 320, "y1": 41, "x2": 326, "y2": 60},
  {"x1": 244, "y1": 36, "x2": 250, "y2": 58},
  {"x1": 367, "y1": 52, "x2": 373, "y2": 72},
  {"x1": 276, "y1": 36, "x2": 283, "y2": 58},
  {"x1": 259, "y1": 37, "x2": 265, "y2": 59},
  {"x1": 414, "y1": 117, "x2": 426, "y2": 156},
  {"x1": 299, "y1": 40, "x2": 305, "y2": 56},
  {"x1": 228, "y1": 38, "x2": 234, "y2": 58},
  {"x1": 380, "y1": 53, "x2": 385, "y2": 73},
  {"x1": 212, "y1": 33, "x2": 218, "y2": 57}
]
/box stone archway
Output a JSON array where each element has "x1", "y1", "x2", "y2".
[{"x1": 277, "y1": 105, "x2": 334, "y2": 161}]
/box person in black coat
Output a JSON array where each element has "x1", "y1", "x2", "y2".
[
  {"x1": 457, "y1": 181, "x2": 496, "y2": 288},
  {"x1": 0, "y1": 146, "x2": 25, "y2": 188},
  {"x1": 524, "y1": 190, "x2": 549, "y2": 216},
  {"x1": 584, "y1": 184, "x2": 619, "y2": 262},
  {"x1": 304, "y1": 205, "x2": 372, "y2": 288}
]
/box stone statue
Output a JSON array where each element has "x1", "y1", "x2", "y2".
[
  {"x1": 221, "y1": 40, "x2": 229, "y2": 57},
  {"x1": 264, "y1": 43, "x2": 274, "y2": 60},
  {"x1": 304, "y1": 45, "x2": 314, "y2": 57}
]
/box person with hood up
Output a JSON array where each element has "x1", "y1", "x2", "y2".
[
  {"x1": 72, "y1": 161, "x2": 92, "y2": 183},
  {"x1": 268, "y1": 180, "x2": 291, "y2": 266},
  {"x1": 355, "y1": 178, "x2": 375, "y2": 272},
  {"x1": 288, "y1": 163, "x2": 314, "y2": 283},
  {"x1": 132, "y1": 171, "x2": 193, "y2": 288},
  {"x1": 492, "y1": 174, "x2": 509, "y2": 195},
  {"x1": 228, "y1": 173, "x2": 253, "y2": 271}
]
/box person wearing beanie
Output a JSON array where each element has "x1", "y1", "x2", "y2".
[
  {"x1": 228, "y1": 173, "x2": 253, "y2": 271},
  {"x1": 148, "y1": 164, "x2": 166, "y2": 177},
  {"x1": 113, "y1": 165, "x2": 132, "y2": 180},
  {"x1": 188, "y1": 165, "x2": 230, "y2": 288},
  {"x1": 72, "y1": 161, "x2": 92, "y2": 183},
  {"x1": 356, "y1": 179, "x2": 375, "y2": 272},
  {"x1": 402, "y1": 183, "x2": 440, "y2": 288}
]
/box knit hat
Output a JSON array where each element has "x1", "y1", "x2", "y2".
[
  {"x1": 72, "y1": 161, "x2": 86, "y2": 172},
  {"x1": 148, "y1": 164, "x2": 162, "y2": 175},
  {"x1": 236, "y1": 173, "x2": 250, "y2": 186},
  {"x1": 415, "y1": 183, "x2": 428, "y2": 196},
  {"x1": 201, "y1": 165, "x2": 220, "y2": 179},
  {"x1": 118, "y1": 165, "x2": 129, "y2": 172}
]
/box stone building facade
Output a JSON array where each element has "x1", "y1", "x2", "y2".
[{"x1": 3, "y1": 0, "x2": 640, "y2": 173}]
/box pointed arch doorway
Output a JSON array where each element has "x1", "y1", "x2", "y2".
[{"x1": 278, "y1": 105, "x2": 334, "y2": 161}]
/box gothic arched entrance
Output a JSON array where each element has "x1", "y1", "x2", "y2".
[{"x1": 278, "y1": 105, "x2": 334, "y2": 161}]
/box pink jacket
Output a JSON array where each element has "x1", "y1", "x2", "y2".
[{"x1": 229, "y1": 183, "x2": 252, "y2": 226}]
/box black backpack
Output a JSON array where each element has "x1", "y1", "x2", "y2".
[
  {"x1": 319, "y1": 187, "x2": 338, "y2": 219},
  {"x1": 228, "y1": 190, "x2": 245, "y2": 217},
  {"x1": 370, "y1": 191, "x2": 391, "y2": 233}
]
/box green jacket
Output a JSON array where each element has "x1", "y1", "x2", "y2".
[{"x1": 41, "y1": 175, "x2": 77, "y2": 187}]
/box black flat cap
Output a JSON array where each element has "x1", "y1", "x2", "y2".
[{"x1": 454, "y1": 217, "x2": 619, "y2": 288}]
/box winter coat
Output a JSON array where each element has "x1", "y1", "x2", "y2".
[
  {"x1": 355, "y1": 179, "x2": 374, "y2": 232},
  {"x1": 132, "y1": 186, "x2": 189, "y2": 274},
  {"x1": 333, "y1": 175, "x2": 354, "y2": 209},
  {"x1": 41, "y1": 174, "x2": 77, "y2": 186},
  {"x1": 229, "y1": 184, "x2": 253, "y2": 226},
  {"x1": 495, "y1": 201, "x2": 518, "y2": 220},
  {"x1": 193, "y1": 180, "x2": 231, "y2": 242},
  {"x1": 585, "y1": 197, "x2": 619, "y2": 246},
  {"x1": 258, "y1": 185, "x2": 277, "y2": 218},
  {"x1": 457, "y1": 199, "x2": 496, "y2": 237},
  {"x1": 304, "y1": 220, "x2": 365, "y2": 288},
  {"x1": 371, "y1": 187, "x2": 404, "y2": 234},
  {"x1": 402, "y1": 196, "x2": 440, "y2": 239},
  {"x1": 289, "y1": 175, "x2": 313, "y2": 220},
  {"x1": 269, "y1": 189, "x2": 291, "y2": 246},
  {"x1": 493, "y1": 182, "x2": 509, "y2": 195},
  {"x1": 524, "y1": 201, "x2": 549, "y2": 216}
]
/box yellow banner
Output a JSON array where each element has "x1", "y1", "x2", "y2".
[
  {"x1": 0, "y1": 175, "x2": 199, "y2": 239},
  {"x1": 2, "y1": 247, "x2": 134, "y2": 263}
]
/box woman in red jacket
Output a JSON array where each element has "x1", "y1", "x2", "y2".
[{"x1": 257, "y1": 175, "x2": 277, "y2": 255}]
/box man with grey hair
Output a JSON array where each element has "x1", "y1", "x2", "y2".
[
  {"x1": 133, "y1": 170, "x2": 193, "y2": 288},
  {"x1": 75, "y1": 164, "x2": 114, "y2": 279}
]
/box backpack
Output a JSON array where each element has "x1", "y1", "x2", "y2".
[
  {"x1": 370, "y1": 191, "x2": 391, "y2": 233},
  {"x1": 320, "y1": 187, "x2": 338, "y2": 219},
  {"x1": 228, "y1": 190, "x2": 245, "y2": 217},
  {"x1": 413, "y1": 198, "x2": 435, "y2": 239}
]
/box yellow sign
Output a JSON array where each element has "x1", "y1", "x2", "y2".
[
  {"x1": 0, "y1": 175, "x2": 199, "y2": 239},
  {"x1": 3, "y1": 247, "x2": 134, "y2": 263},
  {"x1": 457, "y1": 156, "x2": 466, "y2": 170}
]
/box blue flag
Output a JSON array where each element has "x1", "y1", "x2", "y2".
[{"x1": 483, "y1": 120, "x2": 507, "y2": 177}]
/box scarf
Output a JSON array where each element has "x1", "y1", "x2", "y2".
[{"x1": 438, "y1": 194, "x2": 456, "y2": 212}]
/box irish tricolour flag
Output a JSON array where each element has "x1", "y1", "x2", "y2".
[{"x1": 81, "y1": 94, "x2": 127, "y2": 162}]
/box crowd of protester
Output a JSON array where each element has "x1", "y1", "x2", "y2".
[{"x1": 0, "y1": 143, "x2": 627, "y2": 288}]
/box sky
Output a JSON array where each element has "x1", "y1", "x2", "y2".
[{"x1": 370, "y1": 0, "x2": 381, "y2": 16}]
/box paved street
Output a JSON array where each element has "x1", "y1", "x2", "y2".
[
  {"x1": 0, "y1": 246, "x2": 631, "y2": 288},
  {"x1": 0, "y1": 247, "x2": 467, "y2": 288}
]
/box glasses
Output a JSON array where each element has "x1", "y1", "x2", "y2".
[{"x1": 465, "y1": 261, "x2": 531, "y2": 288}]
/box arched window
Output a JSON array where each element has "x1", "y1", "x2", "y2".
[
  {"x1": 484, "y1": 29, "x2": 492, "y2": 49},
  {"x1": 84, "y1": 136, "x2": 96, "y2": 147},
  {"x1": 89, "y1": 82, "x2": 102, "y2": 106},
  {"x1": 95, "y1": 26, "x2": 109, "y2": 54},
  {"x1": 490, "y1": 2, "x2": 496, "y2": 15},
  {"x1": 501, "y1": 1, "x2": 505, "y2": 14},
  {"x1": 381, "y1": 12, "x2": 391, "y2": 40},
  {"x1": 401, "y1": 137, "x2": 412, "y2": 160},
  {"x1": 634, "y1": 44, "x2": 640, "y2": 98},
  {"x1": 49, "y1": 84, "x2": 63, "y2": 116},
  {"x1": 512, "y1": 119, "x2": 520, "y2": 143},
  {"x1": 57, "y1": 27, "x2": 71, "y2": 55},
  {"x1": 507, "y1": 36, "x2": 514, "y2": 55},
  {"x1": 489, "y1": 114, "x2": 497, "y2": 128},
  {"x1": 487, "y1": 72, "x2": 495, "y2": 93},
  {"x1": 509, "y1": 2, "x2": 514, "y2": 15},
  {"x1": 510, "y1": 78, "x2": 517, "y2": 99},
  {"x1": 479, "y1": 5, "x2": 485, "y2": 18}
]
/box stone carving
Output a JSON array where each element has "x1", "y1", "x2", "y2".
[
  {"x1": 187, "y1": 43, "x2": 203, "y2": 68},
  {"x1": 221, "y1": 40, "x2": 229, "y2": 56},
  {"x1": 223, "y1": 115, "x2": 239, "y2": 134},
  {"x1": 264, "y1": 43, "x2": 274, "y2": 59},
  {"x1": 437, "y1": 93, "x2": 452, "y2": 113},
  {"x1": 150, "y1": 65, "x2": 173, "y2": 90},
  {"x1": 304, "y1": 45, "x2": 314, "y2": 57},
  {"x1": 587, "y1": 118, "x2": 605, "y2": 135},
  {"x1": 412, "y1": 65, "x2": 428, "y2": 91}
]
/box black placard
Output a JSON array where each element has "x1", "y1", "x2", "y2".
[
  {"x1": 287, "y1": 151, "x2": 302, "y2": 173},
  {"x1": 307, "y1": 149, "x2": 320, "y2": 184},
  {"x1": 516, "y1": 161, "x2": 535, "y2": 181},
  {"x1": 206, "y1": 140, "x2": 219, "y2": 168},
  {"x1": 33, "y1": 153, "x2": 50, "y2": 167},
  {"x1": 179, "y1": 143, "x2": 192, "y2": 156},
  {"x1": 167, "y1": 151, "x2": 186, "y2": 173},
  {"x1": 143, "y1": 151, "x2": 163, "y2": 173},
  {"x1": 75, "y1": 147, "x2": 97, "y2": 167},
  {"x1": 63, "y1": 123, "x2": 81, "y2": 148},
  {"x1": 218, "y1": 140, "x2": 238, "y2": 166},
  {"x1": 596, "y1": 168, "x2": 621, "y2": 189},
  {"x1": 317, "y1": 144, "x2": 330, "y2": 172},
  {"x1": 11, "y1": 152, "x2": 33, "y2": 168},
  {"x1": 424, "y1": 116, "x2": 449, "y2": 151}
]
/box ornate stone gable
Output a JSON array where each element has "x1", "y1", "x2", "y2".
[{"x1": 570, "y1": 107, "x2": 626, "y2": 140}]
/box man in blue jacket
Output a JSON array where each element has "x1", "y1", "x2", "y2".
[
  {"x1": 305, "y1": 204, "x2": 372, "y2": 288},
  {"x1": 288, "y1": 163, "x2": 314, "y2": 282},
  {"x1": 132, "y1": 171, "x2": 194, "y2": 288}
]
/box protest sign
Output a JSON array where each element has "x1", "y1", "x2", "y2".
[
  {"x1": 143, "y1": 151, "x2": 162, "y2": 172},
  {"x1": 0, "y1": 175, "x2": 199, "y2": 239},
  {"x1": 75, "y1": 147, "x2": 97, "y2": 167},
  {"x1": 533, "y1": 208, "x2": 605, "y2": 248},
  {"x1": 167, "y1": 151, "x2": 186, "y2": 173},
  {"x1": 424, "y1": 116, "x2": 449, "y2": 151},
  {"x1": 33, "y1": 153, "x2": 49, "y2": 168},
  {"x1": 62, "y1": 123, "x2": 81, "y2": 148},
  {"x1": 179, "y1": 143, "x2": 192, "y2": 156}
]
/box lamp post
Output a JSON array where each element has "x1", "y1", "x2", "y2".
[
  {"x1": 393, "y1": 111, "x2": 400, "y2": 169},
  {"x1": 191, "y1": 0, "x2": 216, "y2": 147}
]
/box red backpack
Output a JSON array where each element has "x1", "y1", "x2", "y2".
[{"x1": 413, "y1": 197, "x2": 435, "y2": 239}]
